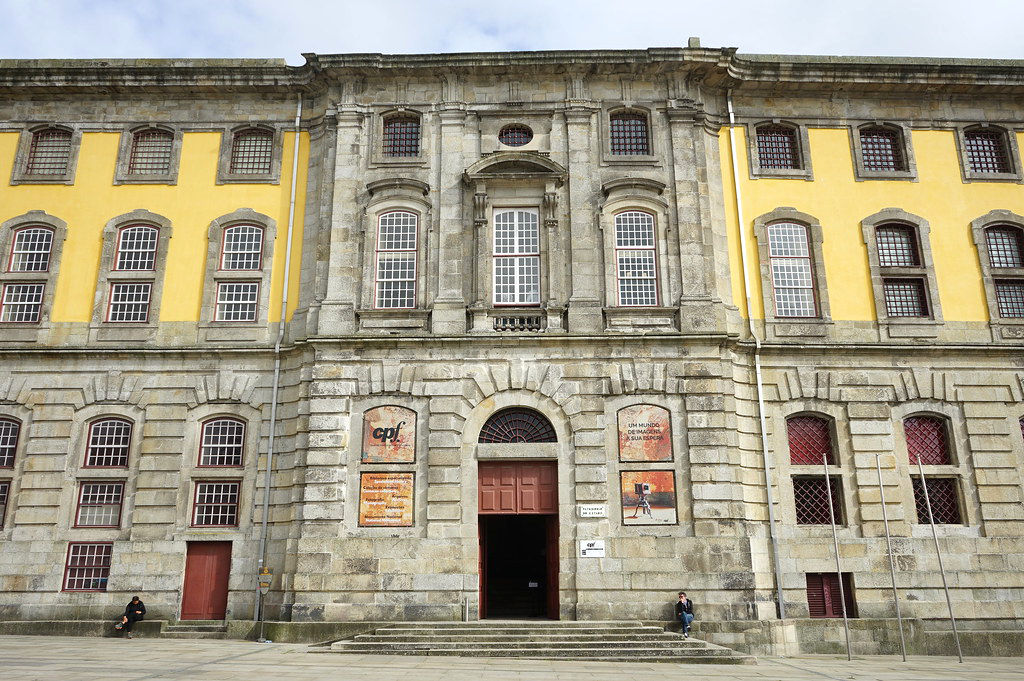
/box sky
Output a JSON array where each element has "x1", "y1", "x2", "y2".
[{"x1": 1, "y1": 0, "x2": 1023, "y2": 63}]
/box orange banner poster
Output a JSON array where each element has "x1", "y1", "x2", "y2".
[
  {"x1": 362, "y1": 406, "x2": 416, "y2": 463},
  {"x1": 617, "y1": 404, "x2": 672, "y2": 462},
  {"x1": 358, "y1": 472, "x2": 415, "y2": 527},
  {"x1": 620, "y1": 470, "x2": 677, "y2": 525}
]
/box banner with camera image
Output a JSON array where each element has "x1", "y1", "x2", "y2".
[{"x1": 620, "y1": 470, "x2": 677, "y2": 525}]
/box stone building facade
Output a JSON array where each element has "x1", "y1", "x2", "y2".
[{"x1": 0, "y1": 46, "x2": 1023, "y2": 654}]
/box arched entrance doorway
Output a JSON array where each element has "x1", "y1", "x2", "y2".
[{"x1": 477, "y1": 408, "x2": 559, "y2": 619}]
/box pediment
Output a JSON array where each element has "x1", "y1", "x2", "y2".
[{"x1": 464, "y1": 151, "x2": 566, "y2": 186}]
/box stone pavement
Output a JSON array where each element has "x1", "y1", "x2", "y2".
[{"x1": 0, "y1": 635, "x2": 1020, "y2": 681}]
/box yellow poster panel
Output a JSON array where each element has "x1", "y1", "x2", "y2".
[
  {"x1": 358, "y1": 472, "x2": 415, "y2": 527},
  {"x1": 620, "y1": 470, "x2": 677, "y2": 526},
  {"x1": 361, "y1": 406, "x2": 416, "y2": 463},
  {"x1": 617, "y1": 404, "x2": 672, "y2": 462}
]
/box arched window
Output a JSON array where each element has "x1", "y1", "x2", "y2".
[
  {"x1": 199, "y1": 418, "x2": 246, "y2": 467},
  {"x1": 904, "y1": 415, "x2": 950, "y2": 465},
  {"x1": 479, "y1": 408, "x2": 556, "y2": 443},
  {"x1": 25, "y1": 128, "x2": 72, "y2": 175},
  {"x1": 767, "y1": 222, "x2": 817, "y2": 317},
  {"x1": 375, "y1": 211, "x2": 418, "y2": 309},
  {"x1": 84, "y1": 418, "x2": 132, "y2": 468},
  {"x1": 229, "y1": 128, "x2": 275, "y2": 174},
  {"x1": 382, "y1": 115, "x2": 420, "y2": 157},
  {"x1": 964, "y1": 127, "x2": 1012, "y2": 174},
  {"x1": 873, "y1": 223, "x2": 930, "y2": 318},
  {"x1": 114, "y1": 225, "x2": 159, "y2": 271},
  {"x1": 128, "y1": 128, "x2": 174, "y2": 175},
  {"x1": 859, "y1": 126, "x2": 906, "y2": 172},
  {"x1": 9, "y1": 227, "x2": 54, "y2": 272},
  {"x1": 614, "y1": 211, "x2": 657, "y2": 306},
  {"x1": 786, "y1": 415, "x2": 833, "y2": 465},
  {"x1": 0, "y1": 418, "x2": 20, "y2": 468},
  {"x1": 221, "y1": 225, "x2": 264, "y2": 271},
  {"x1": 787, "y1": 414, "x2": 842, "y2": 525},
  {"x1": 609, "y1": 111, "x2": 649, "y2": 155},
  {"x1": 984, "y1": 225, "x2": 1024, "y2": 318},
  {"x1": 755, "y1": 124, "x2": 800, "y2": 170}
]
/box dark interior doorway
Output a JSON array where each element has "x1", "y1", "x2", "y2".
[{"x1": 479, "y1": 514, "x2": 557, "y2": 619}]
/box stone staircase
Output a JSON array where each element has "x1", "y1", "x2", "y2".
[
  {"x1": 160, "y1": 620, "x2": 228, "y2": 639},
  {"x1": 328, "y1": 620, "x2": 755, "y2": 663}
]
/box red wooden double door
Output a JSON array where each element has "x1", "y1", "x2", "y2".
[{"x1": 181, "y1": 541, "x2": 232, "y2": 620}]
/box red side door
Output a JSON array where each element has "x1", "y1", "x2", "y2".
[{"x1": 181, "y1": 541, "x2": 232, "y2": 620}]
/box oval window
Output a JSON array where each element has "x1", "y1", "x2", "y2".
[{"x1": 498, "y1": 124, "x2": 533, "y2": 147}]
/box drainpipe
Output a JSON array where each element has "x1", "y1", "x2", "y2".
[
  {"x1": 255, "y1": 93, "x2": 303, "y2": 633},
  {"x1": 726, "y1": 90, "x2": 786, "y2": 620}
]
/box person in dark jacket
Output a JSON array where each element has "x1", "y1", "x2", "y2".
[
  {"x1": 115, "y1": 596, "x2": 146, "y2": 638},
  {"x1": 675, "y1": 591, "x2": 694, "y2": 638}
]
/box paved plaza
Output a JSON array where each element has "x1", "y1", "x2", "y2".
[{"x1": 0, "y1": 635, "x2": 1020, "y2": 681}]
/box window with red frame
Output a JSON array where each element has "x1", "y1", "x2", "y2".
[
  {"x1": 614, "y1": 211, "x2": 658, "y2": 306},
  {"x1": 756, "y1": 125, "x2": 800, "y2": 169},
  {"x1": 767, "y1": 222, "x2": 817, "y2": 317},
  {"x1": 0, "y1": 418, "x2": 18, "y2": 468},
  {"x1": 904, "y1": 415, "x2": 951, "y2": 465},
  {"x1": 9, "y1": 226, "x2": 54, "y2": 272},
  {"x1": 793, "y1": 476, "x2": 844, "y2": 525},
  {"x1": 74, "y1": 481, "x2": 124, "y2": 527},
  {"x1": 0, "y1": 480, "x2": 9, "y2": 529},
  {"x1": 382, "y1": 115, "x2": 420, "y2": 157},
  {"x1": 106, "y1": 282, "x2": 151, "y2": 323},
  {"x1": 229, "y1": 128, "x2": 274, "y2": 174},
  {"x1": 806, "y1": 572, "x2": 855, "y2": 618},
  {"x1": 911, "y1": 477, "x2": 962, "y2": 524},
  {"x1": 128, "y1": 129, "x2": 174, "y2": 175},
  {"x1": 375, "y1": 211, "x2": 418, "y2": 309},
  {"x1": 63, "y1": 542, "x2": 112, "y2": 591},
  {"x1": 192, "y1": 481, "x2": 240, "y2": 526},
  {"x1": 199, "y1": 418, "x2": 245, "y2": 467},
  {"x1": 787, "y1": 415, "x2": 834, "y2": 465},
  {"x1": 0, "y1": 283, "x2": 44, "y2": 323},
  {"x1": 221, "y1": 225, "x2": 264, "y2": 270},
  {"x1": 85, "y1": 418, "x2": 132, "y2": 467},
  {"x1": 114, "y1": 225, "x2": 158, "y2": 271},
  {"x1": 214, "y1": 281, "x2": 259, "y2": 322},
  {"x1": 609, "y1": 112, "x2": 650, "y2": 155},
  {"x1": 964, "y1": 128, "x2": 1012, "y2": 174},
  {"x1": 25, "y1": 128, "x2": 72, "y2": 175}
]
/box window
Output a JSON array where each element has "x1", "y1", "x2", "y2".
[
  {"x1": 493, "y1": 209, "x2": 540, "y2": 306},
  {"x1": 787, "y1": 415, "x2": 833, "y2": 465},
  {"x1": 192, "y1": 481, "x2": 240, "y2": 527},
  {"x1": 756, "y1": 124, "x2": 800, "y2": 170},
  {"x1": 0, "y1": 480, "x2": 8, "y2": 528},
  {"x1": 609, "y1": 112, "x2": 650, "y2": 155},
  {"x1": 382, "y1": 115, "x2": 420, "y2": 157},
  {"x1": 114, "y1": 225, "x2": 158, "y2": 271},
  {"x1": 25, "y1": 128, "x2": 72, "y2": 175},
  {"x1": 85, "y1": 418, "x2": 132, "y2": 468},
  {"x1": 0, "y1": 418, "x2": 16, "y2": 467},
  {"x1": 215, "y1": 282, "x2": 259, "y2": 322},
  {"x1": 128, "y1": 129, "x2": 174, "y2": 175},
  {"x1": 107, "y1": 282, "x2": 152, "y2": 323},
  {"x1": 479, "y1": 408, "x2": 557, "y2": 443},
  {"x1": 882, "y1": 278, "x2": 928, "y2": 318},
  {"x1": 904, "y1": 415, "x2": 950, "y2": 465},
  {"x1": 498, "y1": 124, "x2": 533, "y2": 147},
  {"x1": 375, "y1": 211, "x2": 418, "y2": 309},
  {"x1": 911, "y1": 477, "x2": 961, "y2": 524},
  {"x1": 1, "y1": 283, "x2": 44, "y2": 323},
  {"x1": 767, "y1": 223, "x2": 816, "y2": 317},
  {"x1": 862, "y1": 213, "x2": 940, "y2": 327},
  {"x1": 63, "y1": 542, "x2": 112, "y2": 591},
  {"x1": 793, "y1": 476, "x2": 843, "y2": 525},
  {"x1": 230, "y1": 128, "x2": 274, "y2": 174},
  {"x1": 806, "y1": 573, "x2": 855, "y2": 618},
  {"x1": 199, "y1": 418, "x2": 245, "y2": 467},
  {"x1": 74, "y1": 482, "x2": 124, "y2": 528},
  {"x1": 9, "y1": 227, "x2": 54, "y2": 272},
  {"x1": 994, "y1": 280, "x2": 1024, "y2": 318},
  {"x1": 986, "y1": 226, "x2": 1024, "y2": 268},
  {"x1": 964, "y1": 128, "x2": 1012, "y2": 174},
  {"x1": 614, "y1": 211, "x2": 658, "y2": 306},
  {"x1": 859, "y1": 126, "x2": 907, "y2": 172},
  {"x1": 221, "y1": 225, "x2": 264, "y2": 271},
  {"x1": 875, "y1": 225, "x2": 919, "y2": 267}
]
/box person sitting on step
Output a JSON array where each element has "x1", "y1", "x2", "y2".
[
  {"x1": 115, "y1": 595, "x2": 146, "y2": 639},
  {"x1": 675, "y1": 591, "x2": 694, "y2": 638}
]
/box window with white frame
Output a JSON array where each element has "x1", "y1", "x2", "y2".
[
  {"x1": 192, "y1": 481, "x2": 240, "y2": 527},
  {"x1": 375, "y1": 211, "x2": 417, "y2": 309},
  {"x1": 493, "y1": 209, "x2": 540, "y2": 306},
  {"x1": 199, "y1": 418, "x2": 245, "y2": 467},
  {"x1": 0, "y1": 418, "x2": 18, "y2": 467},
  {"x1": 74, "y1": 482, "x2": 124, "y2": 527},
  {"x1": 107, "y1": 282, "x2": 152, "y2": 323},
  {"x1": 63, "y1": 542, "x2": 112, "y2": 591},
  {"x1": 114, "y1": 225, "x2": 158, "y2": 271},
  {"x1": 767, "y1": 222, "x2": 817, "y2": 317},
  {"x1": 215, "y1": 282, "x2": 259, "y2": 322},
  {"x1": 1, "y1": 283, "x2": 44, "y2": 323},
  {"x1": 221, "y1": 225, "x2": 264, "y2": 270},
  {"x1": 85, "y1": 418, "x2": 132, "y2": 468},
  {"x1": 9, "y1": 227, "x2": 54, "y2": 272},
  {"x1": 614, "y1": 211, "x2": 658, "y2": 306}
]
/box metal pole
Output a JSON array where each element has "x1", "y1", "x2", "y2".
[
  {"x1": 876, "y1": 453, "x2": 907, "y2": 662},
  {"x1": 823, "y1": 455, "x2": 852, "y2": 660},
  {"x1": 915, "y1": 458, "x2": 963, "y2": 663},
  {"x1": 258, "y1": 592, "x2": 266, "y2": 643}
]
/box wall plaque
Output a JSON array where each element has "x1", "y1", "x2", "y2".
[
  {"x1": 578, "y1": 504, "x2": 607, "y2": 518},
  {"x1": 579, "y1": 540, "x2": 606, "y2": 558},
  {"x1": 361, "y1": 406, "x2": 416, "y2": 463},
  {"x1": 617, "y1": 404, "x2": 672, "y2": 462},
  {"x1": 358, "y1": 472, "x2": 414, "y2": 527}
]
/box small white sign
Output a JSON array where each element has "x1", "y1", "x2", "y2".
[
  {"x1": 579, "y1": 539, "x2": 606, "y2": 558},
  {"x1": 578, "y1": 504, "x2": 607, "y2": 518}
]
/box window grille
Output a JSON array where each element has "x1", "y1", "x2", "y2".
[
  {"x1": 25, "y1": 128, "x2": 72, "y2": 175},
  {"x1": 493, "y1": 209, "x2": 540, "y2": 305},
  {"x1": 479, "y1": 408, "x2": 557, "y2": 443},
  {"x1": 375, "y1": 211, "x2": 417, "y2": 309},
  {"x1": 498, "y1": 124, "x2": 533, "y2": 147},
  {"x1": 63, "y1": 543, "x2": 112, "y2": 591},
  {"x1": 1, "y1": 283, "x2": 44, "y2": 323},
  {"x1": 985, "y1": 227, "x2": 1024, "y2": 268},
  {"x1": 114, "y1": 225, "x2": 158, "y2": 270},
  {"x1": 994, "y1": 280, "x2": 1024, "y2": 318},
  {"x1": 107, "y1": 283, "x2": 151, "y2": 323},
  {"x1": 0, "y1": 419, "x2": 17, "y2": 467},
  {"x1": 912, "y1": 476, "x2": 961, "y2": 524},
  {"x1": 192, "y1": 481, "x2": 240, "y2": 526},
  {"x1": 199, "y1": 418, "x2": 245, "y2": 466},
  {"x1": 229, "y1": 128, "x2": 274, "y2": 174},
  {"x1": 904, "y1": 415, "x2": 950, "y2": 465},
  {"x1": 787, "y1": 415, "x2": 834, "y2": 465},
  {"x1": 806, "y1": 573, "x2": 854, "y2": 618},
  {"x1": 0, "y1": 480, "x2": 8, "y2": 528},
  {"x1": 965, "y1": 129, "x2": 1012, "y2": 174},
  {"x1": 221, "y1": 225, "x2": 264, "y2": 270},
  {"x1": 793, "y1": 476, "x2": 843, "y2": 525},
  {"x1": 609, "y1": 113, "x2": 650, "y2": 155},
  {"x1": 756, "y1": 125, "x2": 800, "y2": 169},
  {"x1": 382, "y1": 116, "x2": 420, "y2": 157},
  {"x1": 128, "y1": 129, "x2": 173, "y2": 175},
  {"x1": 615, "y1": 211, "x2": 657, "y2": 306},
  {"x1": 75, "y1": 482, "x2": 124, "y2": 527},
  {"x1": 9, "y1": 227, "x2": 54, "y2": 272},
  {"x1": 215, "y1": 282, "x2": 259, "y2": 322},
  {"x1": 767, "y1": 222, "x2": 816, "y2": 317},
  {"x1": 882, "y1": 278, "x2": 928, "y2": 317},
  {"x1": 860, "y1": 127, "x2": 905, "y2": 171},
  {"x1": 875, "y1": 225, "x2": 919, "y2": 267},
  {"x1": 85, "y1": 419, "x2": 132, "y2": 467}
]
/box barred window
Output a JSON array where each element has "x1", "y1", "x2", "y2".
[
  {"x1": 107, "y1": 283, "x2": 151, "y2": 323},
  {"x1": 199, "y1": 418, "x2": 245, "y2": 467},
  {"x1": 860, "y1": 127, "x2": 906, "y2": 172},
  {"x1": 912, "y1": 477, "x2": 961, "y2": 524},
  {"x1": 0, "y1": 480, "x2": 8, "y2": 528},
  {"x1": 375, "y1": 211, "x2": 418, "y2": 309},
  {"x1": 964, "y1": 129, "x2": 1012, "y2": 174},
  {"x1": 883, "y1": 278, "x2": 928, "y2": 317},
  {"x1": 382, "y1": 115, "x2": 420, "y2": 157},
  {"x1": 192, "y1": 481, "x2": 240, "y2": 527},
  {"x1": 615, "y1": 211, "x2": 657, "y2": 306},
  {"x1": 63, "y1": 542, "x2": 112, "y2": 591},
  {"x1": 479, "y1": 408, "x2": 557, "y2": 443},
  {"x1": 25, "y1": 128, "x2": 72, "y2": 175},
  {"x1": 128, "y1": 129, "x2": 174, "y2": 175},
  {"x1": 75, "y1": 482, "x2": 124, "y2": 527},
  {"x1": 985, "y1": 226, "x2": 1024, "y2": 268},
  {"x1": 114, "y1": 225, "x2": 158, "y2": 270},
  {"x1": 9, "y1": 227, "x2": 54, "y2": 272},
  {"x1": 904, "y1": 415, "x2": 950, "y2": 465},
  {"x1": 793, "y1": 476, "x2": 844, "y2": 525},
  {"x1": 85, "y1": 418, "x2": 132, "y2": 468},
  {"x1": 609, "y1": 112, "x2": 650, "y2": 155},
  {"x1": 787, "y1": 415, "x2": 834, "y2": 465},
  {"x1": 498, "y1": 124, "x2": 533, "y2": 147},
  {"x1": 875, "y1": 225, "x2": 919, "y2": 267},
  {"x1": 756, "y1": 125, "x2": 800, "y2": 170},
  {"x1": 221, "y1": 225, "x2": 264, "y2": 270},
  {"x1": 493, "y1": 209, "x2": 540, "y2": 306},
  {"x1": 229, "y1": 128, "x2": 274, "y2": 174},
  {"x1": 767, "y1": 222, "x2": 816, "y2": 317},
  {"x1": 994, "y1": 280, "x2": 1024, "y2": 318},
  {"x1": 215, "y1": 282, "x2": 259, "y2": 322},
  {"x1": 1, "y1": 283, "x2": 44, "y2": 323},
  {"x1": 0, "y1": 418, "x2": 18, "y2": 468}
]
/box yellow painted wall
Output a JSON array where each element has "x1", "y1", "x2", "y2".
[
  {"x1": 0, "y1": 130, "x2": 309, "y2": 322},
  {"x1": 721, "y1": 127, "x2": 1024, "y2": 321}
]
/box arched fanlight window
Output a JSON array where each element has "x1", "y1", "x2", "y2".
[{"x1": 479, "y1": 408, "x2": 556, "y2": 443}]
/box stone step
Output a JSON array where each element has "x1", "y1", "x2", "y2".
[
  {"x1": 375, "y1": 620, "x2": 640, "y2": 629},
  {"x1": 331, "y1": 644, "x2": 751, "y2": 662},
  {"x1": 335, "y1": 642, "x2": 725, "y2": 654},
  {"x1": 160, "y1": 631, "x2": 228, "y2": 639},
  {"x1": 355, "y1": 632, "x2": 688, "y2": 643}
]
